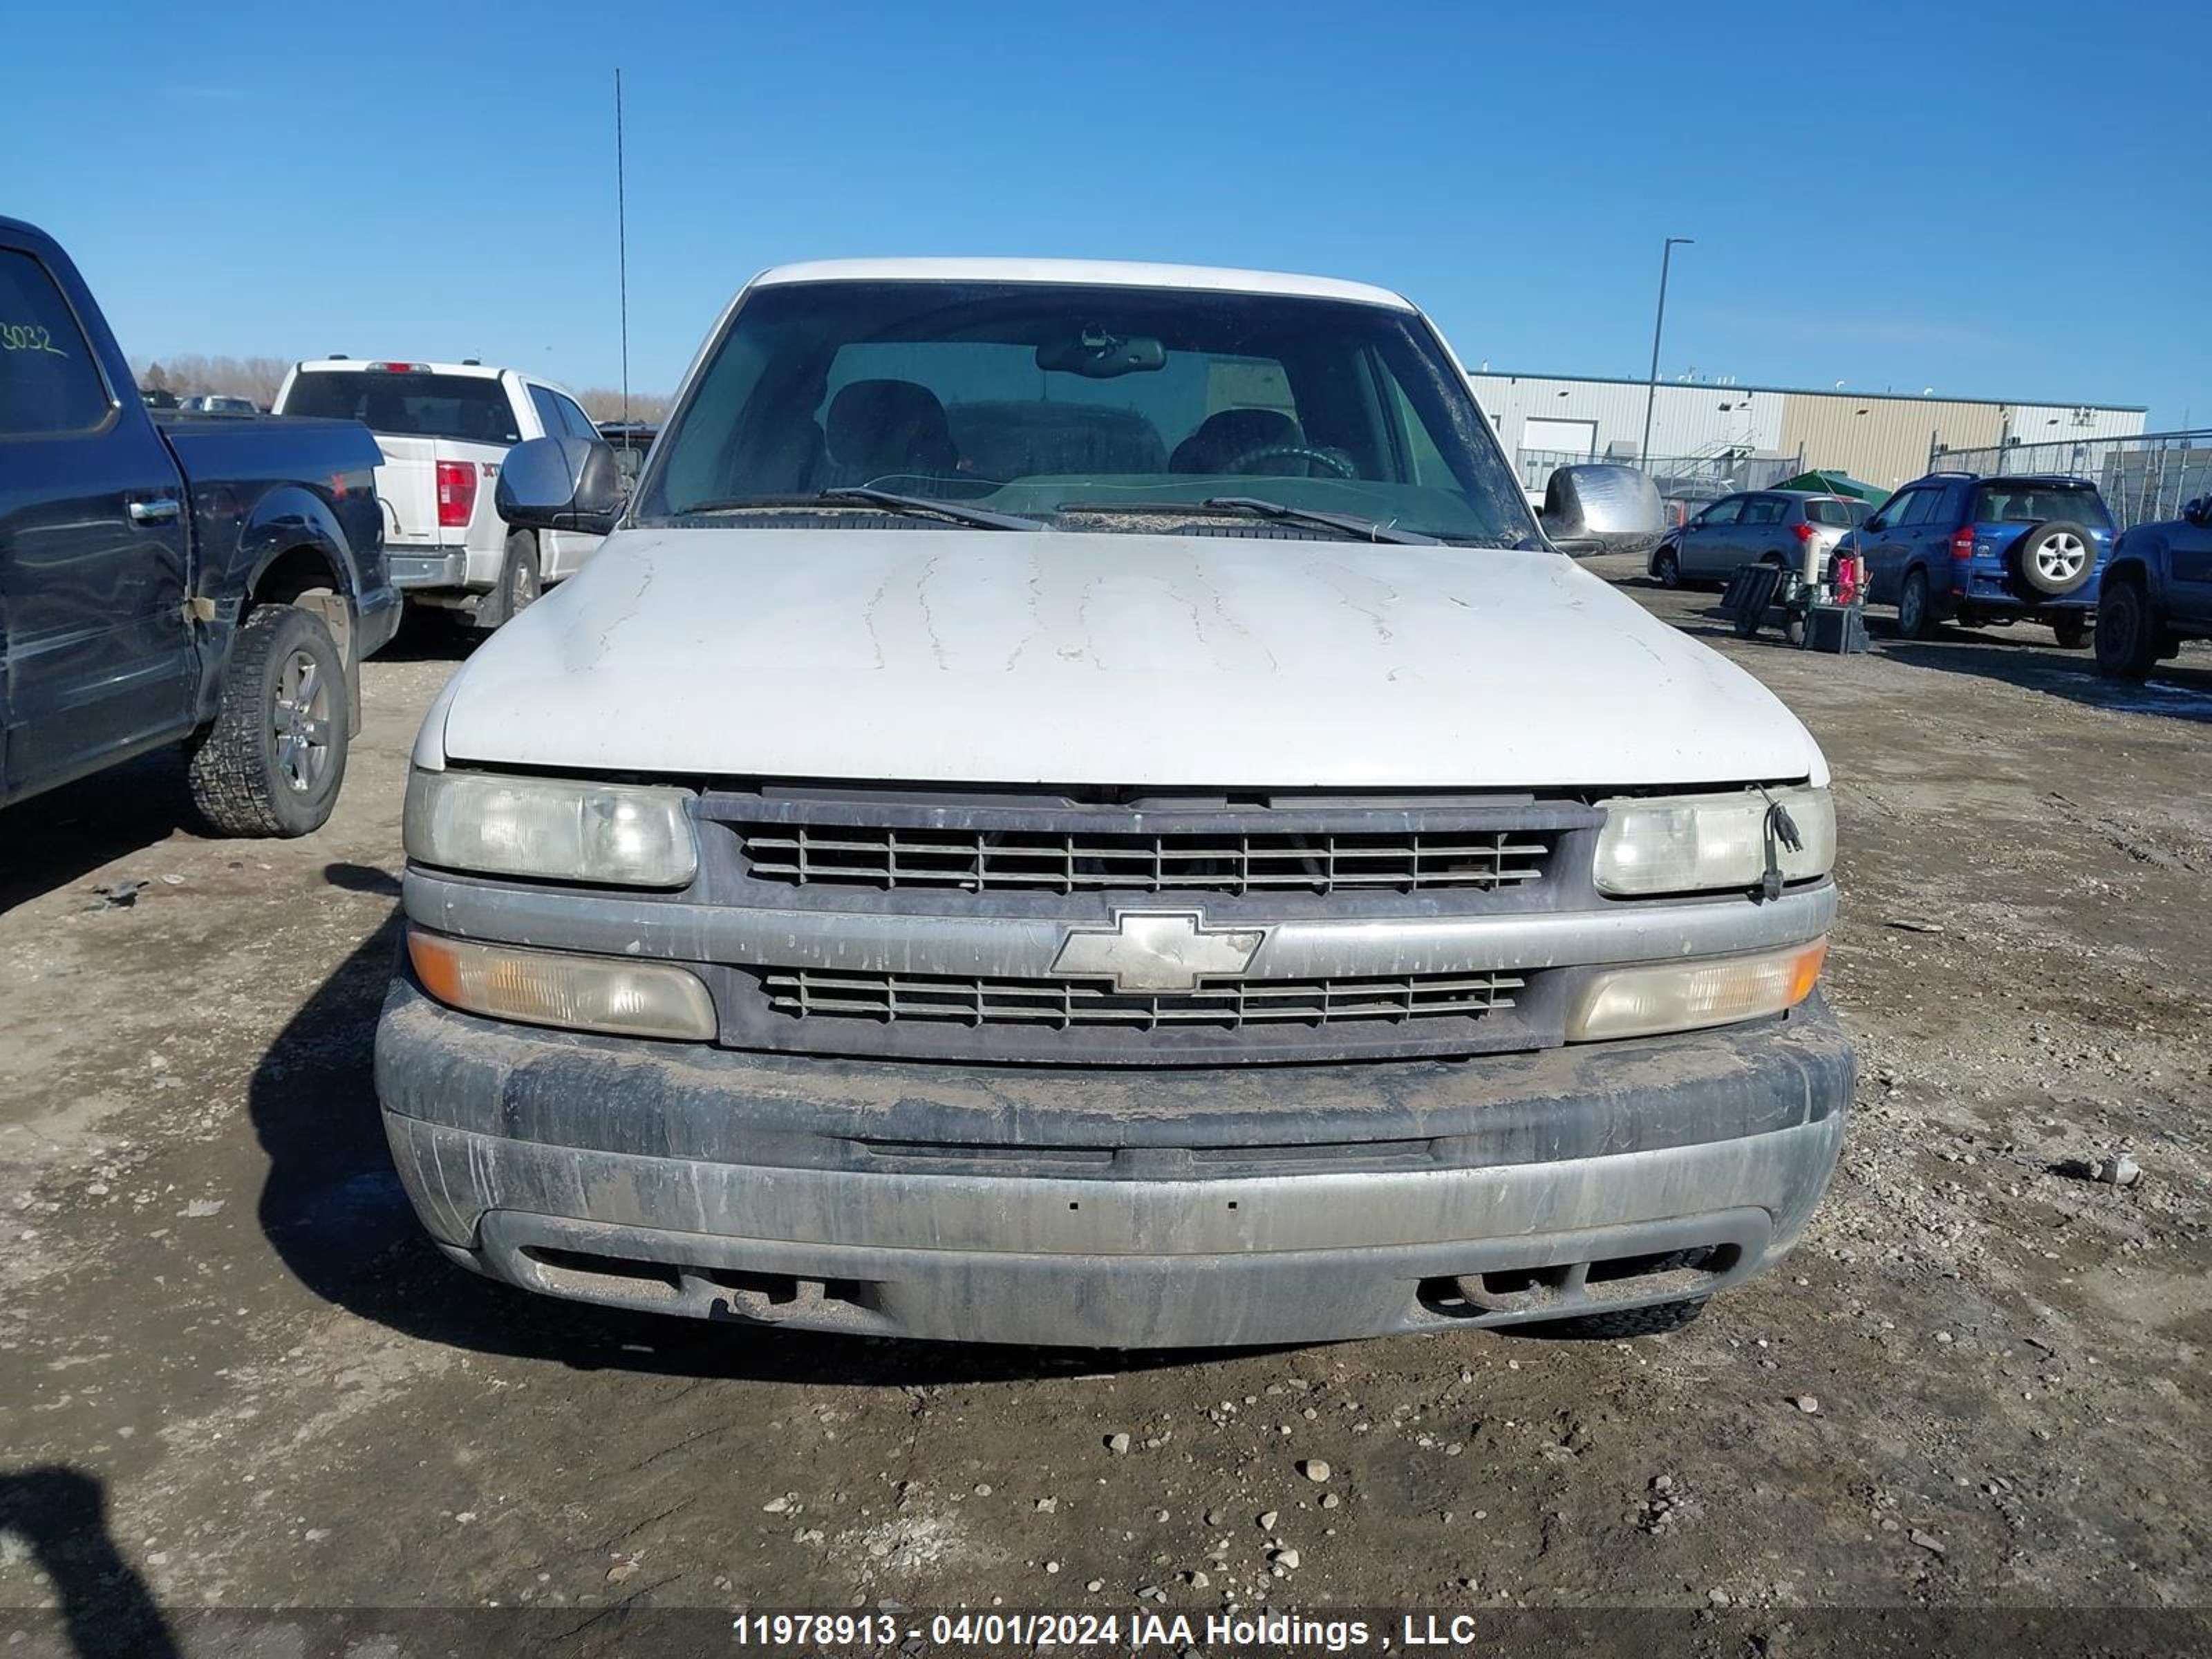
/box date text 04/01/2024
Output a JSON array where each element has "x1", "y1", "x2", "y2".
[{"x1": 733, "y1": 1611, "x2": 1507, "y2": 1650}]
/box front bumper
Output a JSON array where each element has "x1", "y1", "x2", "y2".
[{"x1": 375, "y1": 979, "x2": 1853, "y2": 1348}]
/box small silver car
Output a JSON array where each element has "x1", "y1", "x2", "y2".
[{"x1": 1651, "y1": 490, "x2": 1867, "y2": 588}]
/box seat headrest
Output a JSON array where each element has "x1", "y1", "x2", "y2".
[
  {"x1": 825, "y1": 379, "x2": 958, "y2": 476},
  {"x1": 1170, "y1": 407, "x2": 1302, "y2": 473}
]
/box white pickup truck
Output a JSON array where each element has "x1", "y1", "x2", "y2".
[
  {"x1": 379, "y1": 259, "x2": 1850, "y2": 1349},
  {"x1": 272, "y1": 359, "x2": 606, "y2": 626}
]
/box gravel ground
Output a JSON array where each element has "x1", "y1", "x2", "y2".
[{"x1": 1, "y1": 566, "x2": 2207, "y2": 1653}]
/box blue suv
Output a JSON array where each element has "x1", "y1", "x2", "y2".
[{"x1": 1841, "y1": 472, "x2": 2117, "y2": 646}]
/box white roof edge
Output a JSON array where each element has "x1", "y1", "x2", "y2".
[
  {"x1": 292, "y1": 358, "x2": 512, "y2": 378},
  {"x1": 749, "y1": 258, "x2": 1416, "y2": 310}
]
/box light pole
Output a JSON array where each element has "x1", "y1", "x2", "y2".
[{"x1": 1639, "y1": 236, "x2": 1694, "y2": 471}]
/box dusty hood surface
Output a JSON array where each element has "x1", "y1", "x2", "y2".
[{"x1": 433, "y1": 528, "x2": 1826, "y2": 789}]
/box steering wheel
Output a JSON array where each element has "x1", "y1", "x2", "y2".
[{"x1": 1220, "y1": 442, "x2": 1358, "y2": 480}]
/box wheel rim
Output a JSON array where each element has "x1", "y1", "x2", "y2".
[
  {"x1": 271, "y1": 648, "x2": 332, "y2": 794},
  {"x1": 2034, "y1": 533, "x2": 2087, "y2": 584},
  {"x1": 1901, "y1": 579, "x2": 1924, "y2": 632},
  {"x1": 1658, "y1": 554, "x2": 1677, "y2": 585},
  {"x1": 2106, "y1": 590, "x2": 2141, "y2": 657}
]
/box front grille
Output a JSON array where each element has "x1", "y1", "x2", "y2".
[
  {"x1": 738, "y1": 823, "x2": 1552, "y2": 895},
  {"x1": 698, "y1": 788, "x2": 1597, "y2": 1062},
  {"x1": 760, "y1": 968, "x2": 1524, "y2": 1030}
]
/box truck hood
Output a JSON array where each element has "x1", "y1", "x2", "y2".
[{"x1": 431, "y1": 527, "x2": 1827, "y2": 789}]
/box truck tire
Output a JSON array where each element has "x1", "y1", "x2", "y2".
[
  {"x1": 2094, "y1": 577, "x2": 2159, "y2": 681},
  {"x1": 475, "y1": 530, "x2": 541, "y2": 631},
  {"x1": 1897, "y1": 568, "x2": 1937, "y2": 639},
  {"x1": 186, "y1": 604, "x2": 349, "y2": 838},
  {"x1": 2050, "y1": 612, "x2": 2089, "y2": 650},
  {"x1": 2013, "y1": 520, "x2": 2095, "y2": 597},
  {"x1": 1519, "y1": 1297, "x2": 1708, "y2": 1340}
]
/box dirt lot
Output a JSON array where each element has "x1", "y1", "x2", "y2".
[{"x1": 3, "y1": 563, "x2": 2209, "y2": 1654}]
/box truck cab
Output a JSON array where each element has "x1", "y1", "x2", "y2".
[
  {"x1": 377, "y1": 259, "x2": 1850, "y2": 1349},
  {"x1": 2096, "y1": 495, "x2": 2212, "y2": 678},
  {"x1": 273, "y1": 359, "x2": 606, "y2": 627},
  {"x1": 1, "y1": 216, "x2": 396, "y2": 834}
]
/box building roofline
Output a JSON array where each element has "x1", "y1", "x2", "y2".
[{"x1": 1463, "y1": 367, "x2": 2145, "y2": 415}]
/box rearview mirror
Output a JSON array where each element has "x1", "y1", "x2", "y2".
[
  {"x1": 1540, "y1": 464, "x2": 1663, "y2": 556},
  {"x1": 1035, "y1": 327, "x2": 1165, "y2": 379},
  {"x1": 495, "y1": 435, "x2": 621, "y2": 536}
]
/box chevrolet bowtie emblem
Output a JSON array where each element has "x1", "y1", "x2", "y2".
[{"x1": 1051, "y1": 910, "x2": 1267, "y2": 994}]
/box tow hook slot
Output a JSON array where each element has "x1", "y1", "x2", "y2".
[
  {"x1": 708, "y1": 1271, "x2": 827, "y2": 1324},
  {"x1": 1440, "y1": 1244, "x2": 1737, "y2": 1320}
]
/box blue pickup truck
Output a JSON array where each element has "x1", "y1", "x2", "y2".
[
  {"x1": 1, "y1": 217, "x2": 399, "y2": 834},
  {"x1": 2094, "y1": 497, "x2": 2212, "y2": 679}
]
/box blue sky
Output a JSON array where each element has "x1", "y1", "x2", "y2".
[{"x1": 14, "y1": 1, "x2": 2209, "y2": 422}]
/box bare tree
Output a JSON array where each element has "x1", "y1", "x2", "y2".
[
  {"x1": 129, "y1": 354, "x2": 292, "y2": 408},
  {"x1": 126, "y1": 356, "x2": 674, "y2": 422},
  {"x1": 574, "y1": 388, "x2": 674, "y2": 425}
]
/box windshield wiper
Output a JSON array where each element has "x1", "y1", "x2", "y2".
[
  {"x1": 1200, "y1": 496, "x2": 1438, "y2": 545},
  {"x1": 675, "y1": 489, "x2": 1044, "y2": 532},
  {"x1": 1053, "y1": 498, "x2": 1436, "y2": 545}
]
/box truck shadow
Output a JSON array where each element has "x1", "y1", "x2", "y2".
[
  {"x1": 1670, "y1": 598, "x2": 2212, "y2": 719},
  {"x1": 1877, "y1": 633, "x2": 2212, "y2": 724},
  {"x1": 0, "y1": 748, "x2": 196, "y2": 916},
  {"x1": 372, "y1": 607, "x2": 482, "y2": 664},
  {"x1": 0, "y1": 614, "x2": 469, "y2": 917},
  {"x1": 0, "y1": 1465, "x2": 179, "y2": 1658},
  {"x1": 246, "y1": 907, "x2": 1241, "y2": 1387}
]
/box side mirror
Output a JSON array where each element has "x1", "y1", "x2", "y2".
[
  {"x1": 1541, "y1": 463, "x2": 1663, "y2": 556},
  {"x1": 2184, "y1": 496, "x2": 2211, "y2": 526},
  {"x1": 1864, "y1": 516, "x2": 1885, "y2": 532},
  {"x1": 495, "y1": 435, "x2": 621, "y2": 536}
]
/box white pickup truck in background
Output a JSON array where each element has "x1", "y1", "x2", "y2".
[{"x1": 272, "y1": 359, "x2": 607, "y2": 627}]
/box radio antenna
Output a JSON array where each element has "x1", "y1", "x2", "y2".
[{"x1": 615, "y1": 66, "x2": 630, "y2": 428}]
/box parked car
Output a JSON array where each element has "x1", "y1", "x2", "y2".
[
  {"x1": 1, "y1": 217, "x2": 397, "y2": 834},
  {"x1": 377, "y1": 258, "x2": 1848, "y2": 1350},
  {"x1": 1649, "y1": 489, "x2": 1866, "y2": 588},
  {"x1": 1839, "y1": 471, "x2": 2116, "y2": 646},
  {"x1": 2095, "y1": 494, "x2": 2212, "y2": 679},
  {"x1": 272, "y1": 359, "x2": 606, "y2": 628},
  {"x1": 182, "y1": 393, "x2": 259, "y2": 415}
]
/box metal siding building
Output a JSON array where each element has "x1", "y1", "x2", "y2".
[{"x1": 1464, "y1": 370, "x2": 2146, "y2": 491}]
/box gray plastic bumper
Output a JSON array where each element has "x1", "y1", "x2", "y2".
[{"x1": 375, "y1": 981, "x2": 1852, "y2": 1348}]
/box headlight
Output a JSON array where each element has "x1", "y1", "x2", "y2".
[
  {"x1": 404, "y1": 768, "x2": 697, "y2": 888},
  {"x1": 1594, "y1": 786, "x2": 1833, "y2": 897},
  {"x1": 1566, "y1": 939, "x2": 1827, "y2": 1042},
  {"x1": 407, "y1": 928, "x2": 717, "y2": 1040}
]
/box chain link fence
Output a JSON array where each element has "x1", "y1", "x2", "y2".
[
  {"x1": 1931, "y1": 429, "x2": 2212, "y2": 533},
  {"x1": 1517, "y1": 446, "x2": 1805, "y2": 508}
]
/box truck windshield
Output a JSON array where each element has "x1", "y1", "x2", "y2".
[
  {"x1": 281, "y1": 371, "x2": 521, "y2": 445},
  {"x1": 635, "y1": 280, "x2": 1537, "y2": 546}
]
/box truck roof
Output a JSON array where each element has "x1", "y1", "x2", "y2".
[
  {"x1": 749, "y1": 258, "x2": 1416, "y2": 311},
  {"x1": 292, "y1": 358, "x2": 507, "y2": 377}
]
